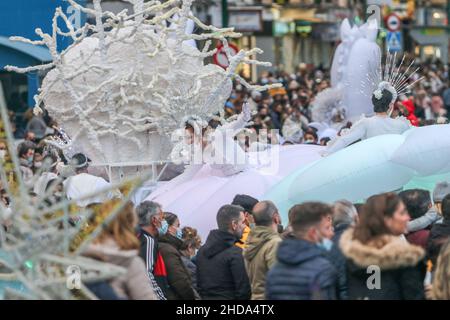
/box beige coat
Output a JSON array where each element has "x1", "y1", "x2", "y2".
[
  {"x1": 87, "y1": 239, "x2": 157, "y2": 300},
  {"x1": 243, "y1": 226, "x2": 282, "y2": 300}
]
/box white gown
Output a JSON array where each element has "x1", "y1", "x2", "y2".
[
  {"x1": 145, "y1": 113, "x2": 324, "y2": 239},
  {"x1": 326, "y1": 115, "x2": 411, "y2": 154}
]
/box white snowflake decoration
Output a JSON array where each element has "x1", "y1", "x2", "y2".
[{"x1": 6, "y1": 0, "x2": 277, "y2": 174}]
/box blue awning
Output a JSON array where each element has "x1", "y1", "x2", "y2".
[
  {"x1": 0, "y1": 35, "x2": 52, "y2": 70},
  {"x1": 0, "y1": 36, "x2": 52, "y2": 62}
]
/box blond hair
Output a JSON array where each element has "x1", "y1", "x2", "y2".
[
  {"x1": 95, "y1": 202, "x2": 140, "y2": 250},
  {"x1": 432, "y1": 239, "x2": 450, "y2": 299}
]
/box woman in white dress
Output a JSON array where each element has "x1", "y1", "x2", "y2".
[
  {"x1": 145, "y1": 104, "x2": 323, "y2": 239},
  {"x1": 325, "y1": 82, "x2": 411, "y2": 154}
]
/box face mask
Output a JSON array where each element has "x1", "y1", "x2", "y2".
[
  {"x1": 176, "y1": 228, "x2": 183, "y2": 240},
  {"x1": 317, "y1": 238, "x2": 333, "y2": 251},
  {"x1": 34, "y1": 161, "x2": 42, "y2": 169},
  {"x1": 0, "y1": 150, "x2": 6, "y2": 161},
  {"x1": 27, "y1": 156, "x2": 34, "y2": 164},
  {"x1": 305, "y1": 139, "x2": 314, "y2": 144},
  {"x1": 249, "y1": 223, "x2": 256, "y2": 229},
  {"x1": 158, "y1": 220, "x2": 168, "y2": 236}
]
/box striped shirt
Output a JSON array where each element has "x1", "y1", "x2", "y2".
[{"x1": 139, "y1": 230, "x2": 166, "y2": 300}]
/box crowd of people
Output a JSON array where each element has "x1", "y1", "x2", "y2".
[
  {"x1": 225, "y1": 60, "x2": 450, "y2": 147},
  {"x1": 51, "y1": 186, "x2": 450, "y2": 300},
  {"x1": 1, "y1": 59, "x2": 450, "y2": 300}
]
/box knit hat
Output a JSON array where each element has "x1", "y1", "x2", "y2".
[
  {"x1": 433, "y1": 181, "x2": 450, "y2": 203},
  {"x1": 231, "y1": 194, "x2": 258, "y2": 214}
]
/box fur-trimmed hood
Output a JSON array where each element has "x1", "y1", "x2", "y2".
[{"x1": 339, "y1": 228, "x2": 424, "y2": 270}]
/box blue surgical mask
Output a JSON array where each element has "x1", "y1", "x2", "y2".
[
  {"x1": 176, "y1": 228, "x2": 183, "y2": 240},
  {"x1": 317, "y1": 238, "x2": 333, "y2": 251},
  {"x1": 158, "y1": 220, "x2": 168, "y2": 236},
  {"x1": 249, "y1": 223, "x2": 256, "y2": 229}
]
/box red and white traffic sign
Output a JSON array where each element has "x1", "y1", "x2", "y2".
[
  {"x1": 385, "y1": 13, "x2": 401, "y2": 32},
  {"x1": 213, "y1": 43, "x2": 239, "y2": 69}
]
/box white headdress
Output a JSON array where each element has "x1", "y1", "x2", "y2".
[{"x1": 370, "y1": 52, "x2": 424, "y2": 104}]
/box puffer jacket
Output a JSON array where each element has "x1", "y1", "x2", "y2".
[
  {"x1": 266, "y1": 238, "x2": 338, "y2": 300},
  {"x1": 243, "y1": 226, "x2": 281, "y2": 300}
]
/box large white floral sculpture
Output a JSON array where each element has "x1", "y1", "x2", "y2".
[{"x1": 6, "y1": 0, "x2": 275, "y2": 180}]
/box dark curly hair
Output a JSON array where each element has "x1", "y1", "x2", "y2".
[{"x1": 372, "y1": 89, "x2": 394, "y2": 113}]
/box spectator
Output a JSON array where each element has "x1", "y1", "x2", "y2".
[
  {"x1": 303, "y1": 129, "x2": 318, "y2": 145},
  {"x1": 24, "y1": 131, "x2": 37, "y2": 143},
  {"x1": 430, "y1": 239, "x2": 450, "y2": 299},
  {"x1": 17, "y1": 140, "x2": 36, "y2": 188},
  {"x1": 400, "y1": 189, "x2": 433, "y2": 249},
  {"x1": 266, "y1": 202, "x2": 338, "y2": 300},
  {"x1": 243, "y1": 200, "x2": 282, "y2": 300},
  {"x1": 180, "y1": 226, "x2": 202, "y2": 295},
  {"x1": 84, "y1": 202, "x2": 157, "y2": 300},
  {"x1": 328, "y1": 200, "x2": 358, "y2": 300},
  {"x1": 33, "y1": 155, "x2": 59, "y2": 197},
  {"x1": 196, "y1": 204, "x2": 251, "y2": 300},
  {"x1": 158, "y1": 212, "x2": 198, "y2": 300},
  {"x1": 135, "y1": 201, "x2": 168, "y2": 300},
  {"x1": 340, "y1": 193, "x2": 425, "y2": 300},
  {"x1": 25, "y1": 114, "x2": 48, "y2": 140},
  {"x1": 231, "y1": 194, "x2": 258, "y2": 249},
  {"x1": 63, "y1": 153, "x2": 119, "y2": 207},
  {"x1": 408, "y1": 182, "x2": 450, "y2": 234},
  {"x1": 427, "y1": 193, "x2": 450, "y2": 266}
]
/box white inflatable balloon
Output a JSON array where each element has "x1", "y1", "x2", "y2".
[
  {"x1": 265, "y1": 135, "x2": 415, "y2": 223},
  {"x1": 342, "y1": 23, "x2": 380, "y2": 120},
  {"x1": 391, "y1": 124, "x2": 450, "y2": 176},
  {"x1": 330, "y1": 19, "x2": 352, "y2": 88}
]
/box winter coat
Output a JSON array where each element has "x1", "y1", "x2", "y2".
[
  {"x1": 427, "y1": 219, "x2": 450, "y2": 266},
  {"x1": 181, "y1": 255, "x2": 201, "y2": 298},
  {"x1": 158, "y1": 234, "x2": 197, "y2": 300},
  {"x1": 340, "y1": 228, "x2": 425, "y2": 300},
  {"x1": 327, "y1": 223, "x2": 351, "y2": 300},
  {"x1": 243, "y1": 226, "x2": 282, "y2": 300},
  {"x1": 86, "y1": 238, "x2": 157, "y2": 300},
  {"x1": 266, "y1": 238, "x2": 338, "y2": 300},
  {"x1": 406, "y1": 229, "x2": 430, "y2": 250},
  {"x1": 196, "y1": 229, "x2": 251, "y2": 300}
]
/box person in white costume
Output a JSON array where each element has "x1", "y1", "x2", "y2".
[
  {"x1": 145, "y1": 103, "x2": 323, "y2": 239},
  {"x1": 63, "y1": 153, "x2": 120, "y2": 207},
  {"x1": 325, "y1": 81, "x2": 411, "y2": 154}
]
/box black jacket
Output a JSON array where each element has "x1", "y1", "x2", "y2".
[
  {"x1": 196, "y1": 230, "x2": 251, "y2": 300},
  {"x1": 340, "y1": 228, "x2": 425, "y2": 300},
  {"x1": 159, "y1": 234, "x2": 197, "y2": 300},
  {"x1": 327, "y1": 223, "x2": 351, "y2": 300},
  {"x1": 266, "y1": 238, "x2": 338, "y2": 300},
  {"x1": 137, "y1": 228, "x2": 168, "y2": 300},
  {"x1": 427, "y1": 219, "x2": 450, "y2": 266}
]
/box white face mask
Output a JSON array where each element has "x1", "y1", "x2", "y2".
[{"x1": 0, "y1": 150, "x2": 6, "y2": 161}]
